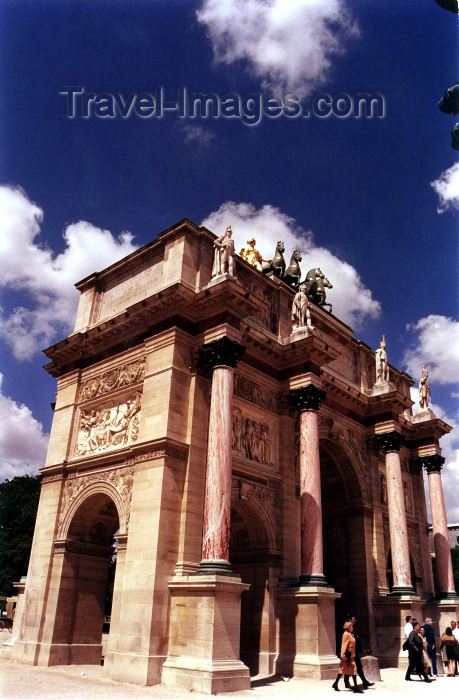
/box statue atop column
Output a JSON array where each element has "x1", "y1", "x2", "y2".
[
  {"x1": 239, "y1": 237, "x2": 268, "y2": 271},
  {"x1": 292, "y1": 283, "x2": 315, "y2": 333},
  {"x1": 418, "y1": 364, "x2": 431, "y2": 411},
  {"x1": 372, "y1": 335, "x2": 395, "y2": 395},
  {"x1": 375, "y1": 335, "x2": 389, "y2": 383},
  {"x1": 211, "y1": 226, "x2": 235, "y2": 278}
]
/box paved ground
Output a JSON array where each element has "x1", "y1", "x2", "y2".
[{"x1": 1, "y1": 630, "x2": 457, "y2": 700}]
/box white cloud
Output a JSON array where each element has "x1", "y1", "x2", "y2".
[
  {"x1": 201, "y1": 200, "x2": 380, "y2": 328},
  {"x1": 403, "y1": 315, "x2": 459, "y2": 385},
  {"x1": 196, "y1": 0, "x2": 359, "y2": 97},
  {"x1": 431, "y1": 161, "x2": 459, "y2": 213},
  {"x1": 0, "y1": 373, "x2": 49, "y2": 480},
  {"x1": 0, "y1": 185, "x2": 137, "y2": 359},
  {"x1": 179, "y1": 122, "x2": 215, "y2": 145}
]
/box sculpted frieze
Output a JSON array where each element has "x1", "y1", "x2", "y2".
[
  {"x1": 79, "y1": 357, "x2": 145, "y2": 401},
  {"x1": 233, "y1": 407, "x2": 273, "y2": 466},
  {"x1": 234, "y1": 373, "x2": 278, "y2": 413},
  {"x1": 75, "y1": 391, "x2": 141, "y2": 456}
]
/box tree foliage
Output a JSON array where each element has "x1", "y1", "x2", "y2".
[{"x1": 0, "y1": 475, "x2": 42, "y2": 597}]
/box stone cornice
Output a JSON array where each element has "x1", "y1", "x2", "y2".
[
  {"x1": 40, "y1": 438, "x2": 189, "y2": 478},
  {"x1": 44, "y1": 279, "x2": 263, "y2": 376}
]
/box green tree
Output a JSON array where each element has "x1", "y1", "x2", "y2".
[{"x1": 0, "y1": 475, "x2": 42, "y2": 597}]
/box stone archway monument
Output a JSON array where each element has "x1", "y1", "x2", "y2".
[{"x1": 12, "y1": 219, "x2": 455, "y2": 692}]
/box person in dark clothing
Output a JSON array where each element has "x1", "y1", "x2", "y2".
[
  {"x1": 343, "y1": 615, "x2": 375, "y2": 689},
  {"x1": 423, "y1": 617, "x2": 437, "y2": 676},
  {"x1": 405, "y1": 622, "x2": 432, "y2": 683}
]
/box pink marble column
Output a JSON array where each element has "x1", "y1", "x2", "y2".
[
  {"x1": 195, "y1": 337, "x2": 245, "y2": 576},
  {"x1": 424, "y1": 455, "x2": 456, "y2": 598},
  {"x1": 291, "y1": 385, "x2": 328, "y2": 586},
  {"x1": 376, "y1": 432, "x2": 413, "y2": 594}
]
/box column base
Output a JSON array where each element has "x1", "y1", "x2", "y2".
[
  {"x1": 296, "y1": 574, "x2": 332, "y2": 587},
  {"x1": 12, "y1": 640, "x2": 102, "y2": 666},
  {"x1": 191, "y1": 560, "x2": 239, "y2": 577},
  {"x1": 437, "y1": 591, "x2": 459, "y2": 601},
  {"x1": 372, "y1": 594, "x2": 423, "y2": 668},
  {"x1": 104, "y1": 650, "x2": 165, "y2": 685},
  {"x1": 388, "y1": 586, "x2": 416, "y2": 597},
  {"x1": 161, "y1": 657, "x2": 250, "y2": 694},
  {"x1": 275, "y1": 585, "x2": 341, "y2": 680},
  {"x1": 424, "y1": 598, "x2": 459, "y2": 643},
  {"x1": 163, "y1": 575, "x2": 250, "y2": 694}
]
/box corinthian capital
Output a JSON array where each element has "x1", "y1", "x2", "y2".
[
  {"x1": 375, "y1": 431, "x2": 405, "y2": 453},
  {"x1": 197, "y1": 336, "x2": 245, "y2": 371},
  {"x1": 290, "y1": 385, "x2": 326, "y2": 412}
]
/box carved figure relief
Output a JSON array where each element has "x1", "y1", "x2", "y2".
[
  {"x1": 75, "y1": 392, "x2": 141, "y2": 456},
  {"x1": 232, "y1": 407, "x2": 273, "y2": 466},
  {"x1": 79, "y1": 357, "x2": 145, "y2": 401},
  {"x1": 403, "y1": 479, "x2": 413, "y2": 514},
  {"x1": 233, "y1": 374, "x2": 278, "y2": 413}
]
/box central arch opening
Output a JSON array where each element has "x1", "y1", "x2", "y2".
[{"x1": 230, "y1": 500, "x2": 270, "y2": 676}]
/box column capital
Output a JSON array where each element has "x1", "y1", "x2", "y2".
[
  {"x1": 375, "y1": 431, "x2": 405, "y2": 453},
  {"x1": 290, "y1": 385, "x2": 326, "y2": 412},
  {"x1": 417, "y1": 454, "x2": 445, "y2": 473},
  {"x1": 197, "y1": 336, "x2": 245, "y2": 371}
]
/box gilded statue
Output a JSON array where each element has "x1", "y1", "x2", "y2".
[{"x1": 239, "y1": 237, "x2": 269, "y2": 271}]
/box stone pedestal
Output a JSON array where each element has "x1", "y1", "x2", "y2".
[
  {"x1": 373, "y1": 595, "x2": 423, "y2": 668},
  {"x1": 276, "y1": 586, "x2": 341, "y2": 679},
  {"x1": 162, "y1": 576, "x2": 251, "y2": 694}
]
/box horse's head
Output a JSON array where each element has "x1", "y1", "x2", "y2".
[
  {"x1": 315, "y1": 267, "x2": 325, "y2": 279},
  {"x1": 292, "y1": 249, "x2": 302, "y2": 263},
  {"x1": 276, "y1": 241, "x2": 285, "y2": 254},
  {"x1": 323, "y1": 276, "x2": 333, "y2": 289}
]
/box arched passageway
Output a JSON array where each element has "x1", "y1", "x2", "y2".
[
  {"x1": 230, "y1": 498, "x2": 272, "y2": 676},
  {"x1": 52, "y1": 492, "x2": 119, "y2": 664},
  {"x1": 320, "y1": 441, "x2": 369, "y2": 653}
]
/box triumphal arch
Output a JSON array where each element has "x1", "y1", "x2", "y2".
[{"x1": 11, "y1": 220, "x2": 457, "y2": 693}]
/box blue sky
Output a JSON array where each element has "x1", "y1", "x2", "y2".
[{"x1": 0, "y1": 0, "x2": 458, "y2": 517}]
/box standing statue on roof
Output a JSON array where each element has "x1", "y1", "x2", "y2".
[
  {"x1": 212, "y1": 225, "x2": 235, "y2": 277},
  {"x1": 419, "y1": 365, "x2": 431, "y2": 410},
  {"x1": 375, "y1": 335, "x2": 389, "y2": 383},
  {"x1": 292, "y1": 283, "x2": 315, "y2": 331}
]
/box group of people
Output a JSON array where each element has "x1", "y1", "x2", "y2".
[
  {"x1": 332, "y1": 613, "x2": 459, "y2": 692},
  {"x1": 404, "y1": 614, "x2": 459, "y2": 681},
  {"x1": 332, "y1": 616, "x2": 375, "y2": 692}
]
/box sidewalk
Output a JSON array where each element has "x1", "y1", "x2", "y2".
[{"x1": 1, "y1": 631, "x2": 457, "y2": 700}]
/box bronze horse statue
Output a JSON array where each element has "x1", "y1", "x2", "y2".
[
  {"x1": 283, "y1": 249, "x2": 302, "y2": 289},
  {"x1": 303, "y1": 267, "x2": 333, "y2": 313},
  {"x1": 262, "y1": 241, "x2": 285, "y2": 277}
]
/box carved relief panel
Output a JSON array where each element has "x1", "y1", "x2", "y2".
[
  {"x1": 232, "y1": 406, "x2": 274, "y2": 467},
  {"x1": 74, "y1": 356, "x2": 145, "y2": 457}
]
